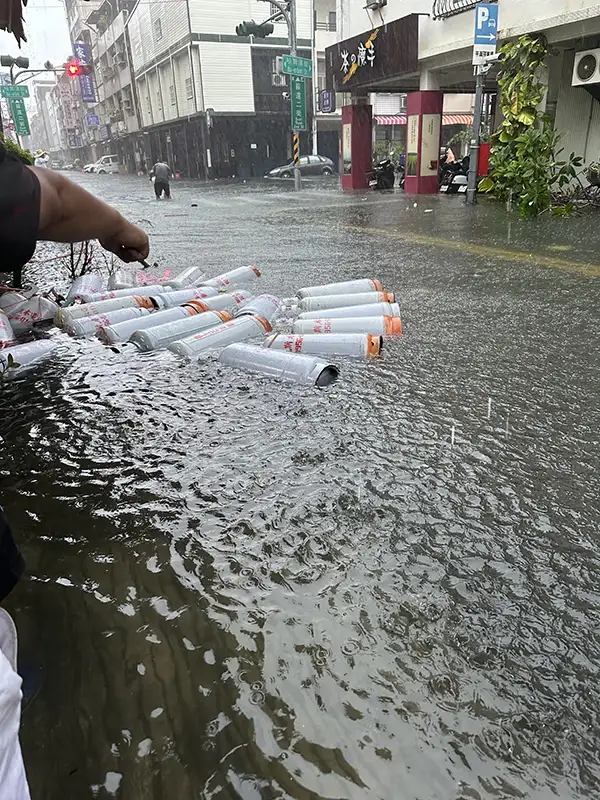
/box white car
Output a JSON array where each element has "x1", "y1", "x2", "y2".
[{"x1": 84, "y1": 155, "x2": 120, "y2": 174}]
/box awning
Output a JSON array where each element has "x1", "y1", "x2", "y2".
[
  {"x1": 443, "y1": 114, "x2": 474, "y2": 125},
  {"x1": 375, "y1": 114, "x2": 474, "y2": 126},
  {"x1": 375, "y1": 115, "x2": 407, "y2": 125}
]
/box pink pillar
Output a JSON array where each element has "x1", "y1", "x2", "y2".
[
  {"x1": 341, "y1": 103, "x2": 372, "y2": 191},
  {"x1": 404, "y1": 91, "x2": 444, "y2": 195}
]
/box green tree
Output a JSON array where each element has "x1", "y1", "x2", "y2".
[{"x1": 0, "y1": 133, "x2": 33, "y2": 164}]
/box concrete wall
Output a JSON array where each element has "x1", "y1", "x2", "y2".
[
  {"x1": 199, "y1": 42, "x2": 255, "y2": 113},
  {"x1": 555, "y1": 47, "x2": 600, "y2": 164}
]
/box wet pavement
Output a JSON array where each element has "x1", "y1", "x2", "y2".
[{"x1": 3, "y1": 174, "x2": 600, "y2": 799}]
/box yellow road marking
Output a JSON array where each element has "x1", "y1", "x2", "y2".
[{"x1": 343, "y1": 225, "x2": 600, "y2": 277}]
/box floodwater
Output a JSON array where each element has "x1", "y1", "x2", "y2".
[{"x1": 2, "y1": 175, "x2": 600, "y2": 799}]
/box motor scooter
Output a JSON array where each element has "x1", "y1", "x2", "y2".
[{"x1": 369, "y1": 159, "x2": 396, "y2": 190}]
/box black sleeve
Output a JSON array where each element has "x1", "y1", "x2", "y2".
[
  {"x1": 0, "y1": 142, "x2": 41, "y2": 272},
  {"x1": 0, "y1": 508, "x2": 25, "y2": 602}
]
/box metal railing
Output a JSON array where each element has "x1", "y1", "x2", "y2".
[
  {"x1": 432, "y1": 0, "x2": 489, "y2": 20},
  {"x1": 315, "y1": 21, "x2": 336, "y2": 31}
]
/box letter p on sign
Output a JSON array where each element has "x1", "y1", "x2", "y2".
[{"x1": 477, "y1": 6, "x2": 489, "y2": 28}]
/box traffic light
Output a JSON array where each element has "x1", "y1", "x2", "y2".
[
  {"x1": 235, "y1": 20, "x2": 274, "y2": 38},
  {"x1": 66, "y1": 61, "x2": 90, "y2": 77}
]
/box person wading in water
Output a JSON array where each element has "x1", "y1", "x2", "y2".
[{"x1": 151, "y1": 160, "x2": 172, "y2": 200}]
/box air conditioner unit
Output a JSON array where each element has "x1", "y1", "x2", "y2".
[
  {"x1": 272, "y1": 73, "x2": 287, "y2": 87},
  {"x1": 572, "y1": 49, "x2": 600, "y2": 86}
]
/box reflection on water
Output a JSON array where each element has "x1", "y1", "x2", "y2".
[{"x1": 2, "y1": 178, "x2": 600, "y2": 799}]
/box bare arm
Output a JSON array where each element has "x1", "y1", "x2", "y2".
[{"x1": 30, "y1": 166, "x2": 149, "y2": 262}]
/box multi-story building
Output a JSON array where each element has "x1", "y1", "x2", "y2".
[
  {"x1": 125, "y1": 0, "x2": 340, "y2": 178},
  {"x1": 60, "y1": 0, "x2": 105, "y2": 162},
  {"x1": 31, "y1": 80, "x2": 62, "y2": 155},
  {"x1": 51, "y1": 69, "x2": 88, "y2": 158},
  {"x1": 328, "y1": 0, "x2": 600, "y2": 189},
  {"x1": 84, "y1": 0, "x2": 141, "y2": 172}
]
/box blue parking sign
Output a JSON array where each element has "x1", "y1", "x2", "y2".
[{"x1": 474, "y1": 3, "x2": 498, "y2": 46}]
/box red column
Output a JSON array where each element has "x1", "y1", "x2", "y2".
[
  {"x1": 404, "y1": 91, "x2": 443, "y2": 195},
  {"x1": 341, "y1": 103, "x2": 372, "y2": 191}
]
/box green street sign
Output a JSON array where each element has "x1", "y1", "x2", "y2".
[
  {"x1": 283, "y1": 55, "x2": 312, "y2": 78},
  {"x1": 291, "y1": 76, "x2": 307, "y2": 131},
  {"x1": 1, "y1": 84, "x2": 29, "y2": 99},
  {"x1": 10, "y1": 98, "x2": 30, "y2": 136}
]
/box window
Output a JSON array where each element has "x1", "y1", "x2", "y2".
[
  {"x1": 169, "y1": 84, "x2": 176, "y2": 105},
  {"x1": 154, "y1": 19, "x2": 162, "y2": 41},
  {"x1": 185, "y1": 77, "x2": 193, "y2": 100},
  {"x1": 270, "y1": 3, "x2": 280, "y2": 17},
  {"x1": 328, "y1": 11, "x2": 336, "y2": 31},
  {"x1": 308, "y1": 155, "x2": 321, "y2": 164},
  {"x1": 299, "y1": 156, "x2": 309, "y2": 166}
]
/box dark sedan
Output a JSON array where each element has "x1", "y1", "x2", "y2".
[{"x1": 267, "y1": 155, "x2": 336, "y2": 178}]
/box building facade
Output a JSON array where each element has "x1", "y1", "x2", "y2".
[
  {"x1": 328, "y1": 0, "x2": 600, "y2": 188},
  {"x1": 60, "y1": 0, "x2": 105, "y2": 163},
  {"x1": 31, "y1": 81, "x2": 62, "y2": 155},
  {"x1": 53, "y1": 0, "x2": 342, "y2": 175},
  {"x1": 124, "y1": 0, "x2": 339, "y2": 178},
  {"x1": 84, "y1": 0, "x2": 141, "y2": 171},
  {"x1": 127, "y1": 0, "x2": 339, "y2": 178}
]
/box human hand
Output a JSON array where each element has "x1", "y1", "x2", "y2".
[{"x1": 99, "y1": 219, "x2": 149, "y2": 263}]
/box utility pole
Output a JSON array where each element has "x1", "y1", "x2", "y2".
[
  {"x1": 310, "y1": 0, "x2": 318, "y2": 155},
  {"x1": 467, "y1": 3, "x2": 500, "y2": 204},
  {"x1": 286, "y1": 0, "x2": 301, "y2": 190},
  {"x1": 465, "y1": 65, "x2": 485, "y2": 205},
  {"x1": 251, "y1": 0, "x2": 302, "y2": 190}
]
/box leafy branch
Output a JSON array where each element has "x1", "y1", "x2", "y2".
[
  {"x1": 478, "y1": 34, "x2": 583, "y2": 218},
  {"x1": 0, "y1": 353, "x2": 21, "y2": 383}
]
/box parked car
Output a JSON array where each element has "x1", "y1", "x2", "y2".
[
  {"x1": 83, "y1": 155, "x2": 119, "y2": 174},
  {"x1": 93, "y1": 154, "x2": 120, "y2": 174},
  {"x1": 267, "y1": 155, "x2": 336, "y2": 178}
]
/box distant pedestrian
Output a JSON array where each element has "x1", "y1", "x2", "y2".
[
  {"x1": 33, "y1": 150, "x2": 49, "y2": 168},
  {"x1": 151, "y1": 161, "x2": 171, "y2": 200}
]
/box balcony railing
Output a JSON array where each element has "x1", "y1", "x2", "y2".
[
  {"x1": 315, "y1": 21, "x2": 336, "y2": 31},
  {"x1": 432, "y1": 0, "x2": 493, "y2": 20}
]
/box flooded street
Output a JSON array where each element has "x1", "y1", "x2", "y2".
[{"x1": 3, "y1": 175, "x2": 600, "y2": 799}]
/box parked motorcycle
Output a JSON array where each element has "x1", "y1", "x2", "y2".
[
  {"x1": 396, "y1": 163, "x2": 405, "y2": 190},
  {"x1": 369, "y1": 159, "x2": 396, "y2": 190},
  {"x1": 439, "y1": 155, "x2": 470, "y2": 194}
]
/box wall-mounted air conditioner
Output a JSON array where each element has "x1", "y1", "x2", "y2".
[{"x1": 572, "y1": 49, "x2": 600, "y2": 86}]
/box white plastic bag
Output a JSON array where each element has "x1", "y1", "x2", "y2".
[{"x1": 8, "y1": 297, "x2": 60, "y2": 334}]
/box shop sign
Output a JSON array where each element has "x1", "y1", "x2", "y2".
[
  {"x1": 340, "y1": 30, "x2": 378, "y2": 85},
  {"x1": 325, "y1": 15, "x2": 418, "y2": 93}
]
